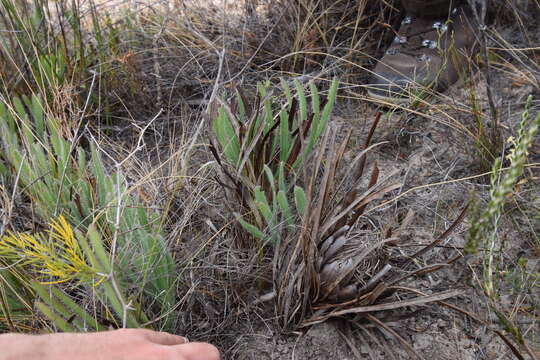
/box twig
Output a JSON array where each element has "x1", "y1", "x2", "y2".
[
  {"x1": 53, "y1": 71, "x2": 97, "y2": 216},
  {"x1": 466, "y1": 0, "x2": 500, "y2": 141},
  {"x1": 0, "y1": 154, "x2": 26, "y2": 238},
  {"x1": 365, "y1": 314, "x2": 425, "y2": 360},
  {"x1": 88, "y1": 108, "x2": 161, "y2": 328},
  {"x1": 178, "y1": 46, "x2": 225, "y2": 184}
]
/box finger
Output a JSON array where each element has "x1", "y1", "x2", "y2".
[
  {"x1": 142, "y1": 330, "x2": 189, "y2": 346},
  {"x1": 171, "y1": 342, "x2": 220, "y2": 360}
]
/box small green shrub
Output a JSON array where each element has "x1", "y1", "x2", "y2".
[
  {"x1": 0, "y1": 94, "x2": 175, "y2": 330},
  {"x1": 211, "y1": 79, "x2": 338, "y2": 244}
]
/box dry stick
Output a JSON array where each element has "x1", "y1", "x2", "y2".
[
  {"x1": 351, "y1": 327, "x2": 376, "y2": 360},
  {"x1": 365, "y1": 313, "x2": 426, "y2": 360},
  {"x1": 302, "y1": 288, "x2": 463, "y2": 327},
  {"x1": 1, "y1": 153, "x2": 26, "y2": 239},
  {"x1": 111, "y1": 164, "x2": 132, "y2": 329},
  {"x1": 410, "y1": 204, "x2": 468, "y2": 261},
  {"x1": 338, "y1": 325, "x2": 364, "y2": 360},
  {"x1": 151, "y1": 10, "x2": 171, "y2": 108},
  {"x1": 329, "y1": 141, "x2": 388, "y2": 217},
  {"x1": 179, "y1": 21, "x2": 225, "y2": 183},
  {"x1": 357, "y1": 112, "x2": 381, "y2": 179},
  {"x1": 319, "y1": 181, "x2": 402, "y2": 238},
  {"x1": 0, "y1": 275, "x2": 15, "y2": 331},
  {"x1": 88, "y1": 108, "x2": 160, "y2": 328},
  {"x1": 117, "y1": 111, "x2": 162, "y2": 167},
  {"x1": 367, "y1": 162, "x2": 540, "y2": 214},
  {"x1": 361, "y1": 325, "x2": 397, "y2": 360},
  {"x1": 223, "y1": 8, "x2": 285, "y2": 85},
  {"x1": 466, "y1": 0, "x2": 500, "y2": 145},
  {"x1": 53, "y1": 70, "x2": 97, "y2": 216},
  {"x1": 325, "y1": 289, "x2": 463, "y2": 317},
  {"x1": 0, "y1": 155, "x2": 28, "y2": 332}
]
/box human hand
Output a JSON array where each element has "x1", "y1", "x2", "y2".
[{"x1": 0, "y1": 328, "x2": 219, "y2": 360}]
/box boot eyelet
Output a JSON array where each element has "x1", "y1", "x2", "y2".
[
  {"x1": 394, "y1": 36, "x2": 407, "y2": 44},
  {"x1": 386, "y1": 48, "x2": 399, "y2": 55},
  {"x1": 417, "y1": 54, "x2": 431, "y2": 62},
  {"x1": 402, "y1": 16, "x2": 412, "y2": 25},
  {"x1": 432, "y1": 22, "x2": 448, "y2": 32},
  {"x1": 422, "y1": 40, "x2": 437, "y2": 49}
]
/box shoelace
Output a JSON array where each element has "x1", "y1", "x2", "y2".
[{"x1": 390, "y1": 15, "x2": 452, "y2": 59}]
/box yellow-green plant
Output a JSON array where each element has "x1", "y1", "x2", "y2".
[
  {"x1": 0, "y1": 216, "x2": 102, "y2": 285},
  {"x1": 0, "y1": 94, "x2": 175, "y2": 330},
  {"x1": 1, "y1": 216, "x2": 146, "y2": 330}
]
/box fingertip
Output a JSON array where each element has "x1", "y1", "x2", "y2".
[
  {"x1": 172, "y1": 342, "x2": 220, "y2": 360},
  {"x1": 141, "y1": 329, "x2": 189, "y2": 346}
]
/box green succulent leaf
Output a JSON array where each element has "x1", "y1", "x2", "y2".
[
  {"x1": 294, "y1": 186, "x2": 307, "y2": 217},
  {"x1": 236, "y1": 214, "x2": 265, "y2": 240},
  {"x1": 254, "y1": 186, "x2": 273, "y2": 224},
  {"x1": 277, "y1": 190, "x2": 293, "y2": 226}
]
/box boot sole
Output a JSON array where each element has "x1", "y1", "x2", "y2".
[
  {"x1": 366, "y1": 73, "x2": 475, "y2": 107},
  {"x1": 366, "y1": 63, "x2": 478, "y2": 107},
  {"x1": 366, "y1": 87, "x2": 432, "y2": 106},
  {"x1": 366, "y1": 90, "x2": 416, "y2": 105}
]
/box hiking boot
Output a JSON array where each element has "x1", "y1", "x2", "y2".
[{"x1": 367, "y1": 5, "x2": 479, "y2": 103}]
